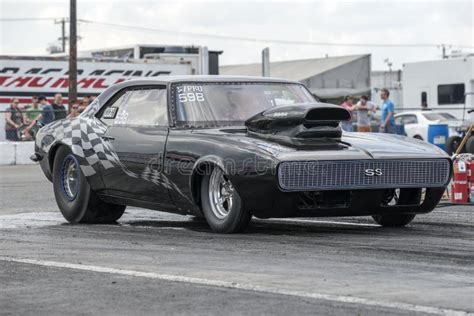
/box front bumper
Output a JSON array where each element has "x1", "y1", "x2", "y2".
[{"x1": 231, "y1": 172, "x2": 446, "y2": 218}]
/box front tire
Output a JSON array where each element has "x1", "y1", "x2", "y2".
[
  {"x1": 372, "y1": 214, "x2": 416, "y2": 227},
  {"x1": 465, "y1": 136, "x2": 474, "y2": 154},
  {"x1": 53, "y1": 146, "x2": 126, "y2": 223},
  {"x1": 200, "y1": 167, "x2": 251, "y2": 233},
  {"x1": 446, "y1": 136, "x2": 465, "y2": 155}
]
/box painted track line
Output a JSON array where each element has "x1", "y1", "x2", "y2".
[
  {"x1": 268, "y1": 218, "x2": 380, "y2": 227},
  {"x1": 0, "y1": 257, "x2": 470, "y2": 316}
]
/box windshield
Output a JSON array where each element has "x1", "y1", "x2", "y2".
[
  {"x1": 423, "y1": 112, "x2": 457, "y2": 121},
  {"x1": 173, "y1": 82, "x2": 315, "y2": 127}
]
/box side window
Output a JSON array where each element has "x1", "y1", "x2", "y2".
[
  {"x1": 98, "y1": 93, "x2": 127, "y2": 126},
  {"x1": 403, "y1": 115, "x2": 418, "y2": 125},
  {"x1": 99, "y1": 87, "x2": 168, "y2": 127},
  {"x1": 395, "y1": 116, "x2": 403, "y2": 125},
  {"x1": 437, "y1": 84, "x2": 465, "y2": 105}
]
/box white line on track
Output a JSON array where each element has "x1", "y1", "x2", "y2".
[
  {"x1": 0, "y1": 257, "x2": 470, "y2": 316},
  {"x1": 269, "y1": 218, "x2": 380, "y2": 227}
]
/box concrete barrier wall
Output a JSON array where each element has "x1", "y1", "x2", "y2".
[{"x1": 0, "y1": 141, "x2": 37, "y2": 165}]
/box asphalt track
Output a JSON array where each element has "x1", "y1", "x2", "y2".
[{"x1": 0, "y1": 165, "x2": 473, "y2": 315}]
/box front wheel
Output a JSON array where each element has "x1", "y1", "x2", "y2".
[
  {"x1": 53, "y1": 146, "x2": 126, "y2": 223},
  {"x1": 465, "y1": 136, "x2": 474, "y2": 154},
  {"x1": 446, "y1": 136, "x2": 465, "y2": 155},
  {"x1": 372, "y1": 214, "x2": 416, "y2": 227},
  {"x1": 200, "y1": 167, "x2": 251, "y2": 233}
]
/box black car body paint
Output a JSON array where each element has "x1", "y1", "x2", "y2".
[{"x1": 34, "y1": 76, "x2": 452, "y2": 220}]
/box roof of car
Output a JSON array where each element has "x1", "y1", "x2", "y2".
[
  {"x1": 395, "y1": 111, "x2": 422, "y2": 116},
  {"x1": 395, "y1": 111, "x2": 452, "y2": 116},
  {"x1": 118, "y1": 75, "x2": 299, "y2": 85},
  {"x1": 97, "y1": 75, "x2": 303, "y2": 104}
]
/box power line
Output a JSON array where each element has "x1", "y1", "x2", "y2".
[
  {"x1": 1, "y1": 17, "x2": 473, "y2": 49},
  {"x1": 78, "y1": 19, "x2": 474, "y2": 49},
  {"x1": 0, "y1": 17, "x2": 63, "y2": 21}
]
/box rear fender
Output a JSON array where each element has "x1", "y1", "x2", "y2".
[{"x1": 38, "y1": 117, "x2": 109, "y2": 190}]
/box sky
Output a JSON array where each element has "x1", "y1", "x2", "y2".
[{"x1": 0, "y1": 0, "x2": 472, "y2": 70}]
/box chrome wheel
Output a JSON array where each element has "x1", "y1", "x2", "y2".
[
  {"x1": 208, "y1": 168, "x2": 235, "y2": 219},
  {"x1": 61, "y1": 155, "x2": 80, "y2": 201}
]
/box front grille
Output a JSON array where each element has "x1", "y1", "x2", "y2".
[{"x1": 278, "y1": 159, "x2": 451, "y2": 191}]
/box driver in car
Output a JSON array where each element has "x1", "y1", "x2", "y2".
[{"x1": 225, "y1": 89, "x2": 260, "y2": 121}]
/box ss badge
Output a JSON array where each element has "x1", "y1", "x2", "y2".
[{"x1": 364, "y1": 168, "x2": 383, "y2": 176}]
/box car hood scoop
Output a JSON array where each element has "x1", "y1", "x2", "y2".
[{"x1": 245, "y1": 103, "x2": 350, "y2": 142}]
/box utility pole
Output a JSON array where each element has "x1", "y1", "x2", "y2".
[
  {"x1": 383, "y1": 58, "x2": 393, "y2": 88},
  {"x1": 262, "y1": 47, "x2": 270, "y2": 77},
  {"x1": 68, "y1": 0, "x2": 77, "y2": 109},
  {"x1": 439, "y1": 44, "x2": 451, "y2": 59},
  {"x1": 55, "y1": 18, "x2": 67, "y2": 53}
]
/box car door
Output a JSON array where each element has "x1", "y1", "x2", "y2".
[
  {"x1": 97, "y1": 85, "x2": 173, "y2": 206},
  {"x1": 401, "y1": 114, "x2": 420, "y2": 139}
]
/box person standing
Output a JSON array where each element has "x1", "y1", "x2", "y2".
[
  {"x1": 25, "y1": 95, "x2": 55, "y2": 135},
  {"x1": 51, "y1": 93, "x2": 67, "y2": 120},
  {"x1": 78, "y1": 96, "x2": 90, "y2": 113},
  {"x1": 379, "y1": 88, "x2": 395, "y2": 134},
  {"x1": 355, "y1": 96, "x2": 375, "y2": 132},
  {"x1": 67, "y1": 102, "x2": 81, "y2": 119},
  {"x1": 25, "y1": 96, "x2": 41, "y2": 123},
  {"x1": 340, "y1": 95, "x2": 355, "y2": 132},
  {"x1": 4, "y1": 98, "x2": 25, "y2": 141},
  {"x1": 21, "y1": 96, "x2": 42, "y2": 140}
]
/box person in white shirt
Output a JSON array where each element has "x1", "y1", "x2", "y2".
[{"x1": 354, "y1": 95, "x2": 376, "y2": 132}]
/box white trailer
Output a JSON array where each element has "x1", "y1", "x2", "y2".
[{"x1": 402, "y1": 56, "x2": 474, "y2": 121}]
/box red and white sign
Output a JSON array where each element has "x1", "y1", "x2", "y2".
[{"x1": 0, "y1": 58, "x2": 192, "y2": 104}]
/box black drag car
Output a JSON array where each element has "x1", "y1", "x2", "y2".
[{"x1": 33, "y1": 76, "x2": 452, "y2": 233}]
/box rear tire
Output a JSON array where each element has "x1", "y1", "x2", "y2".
[
  {"x1": 200, "y1": 166, "x2": 251, "y2": 233},
  {"x1": 372, "y1": 214, "x2": 416, "y2": 227},
  {"x1": 53, "y1": 146, "x2": 126, "y2": 223}
]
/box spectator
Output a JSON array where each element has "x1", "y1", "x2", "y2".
[
  {"x1": 67, "y1": 102, "x2": 81, "y2": 119},
  {"x1": 52, "y1": 93, "x2": 67, "y2": 120},
  {"x1": 78, "y1": 97, "x2": 90, "y2": 113},
  {"x1": 340, "y1": 95, "x2": 355, "y2": 132},
  {"x1": 25, "y1": 95, "x2": 54, "y2": 136},
  {"x1": 4, "y1": 98, "x2": 25, "y2": 141},
  {"x1": 355, "y1": 95, "x2": 376, "y2": 132},
  {"x1": 25, "y1": 96, "x2": 40, "y2": 124},
  {"x1": 379, "y1": 88, "x2": 396, "y2": 134}
]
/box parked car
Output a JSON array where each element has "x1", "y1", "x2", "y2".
[
  {"x1": 395, "y1": 111, "x2": 459, "y2": 140},
  {"x1": 33, "y1": 76, "x2": 452, "y2": 233},
  {"x1": 394, "y1": 111, "x2": 473, "y2": 153}
]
